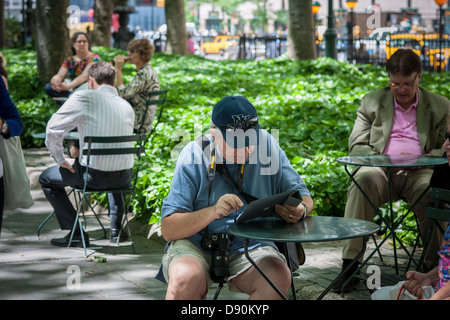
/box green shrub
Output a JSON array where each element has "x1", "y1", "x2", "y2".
[{"x1": 4, "y1": 48, "x2": 449, "y2": 246}]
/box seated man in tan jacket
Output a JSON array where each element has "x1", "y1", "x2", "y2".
[{"x1": 334, "y1": 49, "x2": 450, "y2": 293}]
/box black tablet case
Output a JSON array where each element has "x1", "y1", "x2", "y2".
[{"x1": 236, "y1": 189, "x2": 302, "y2": 223}]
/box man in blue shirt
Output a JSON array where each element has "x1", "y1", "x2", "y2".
[{"x1": 160, "y1": 96, "x2": 313, "y2": 299}]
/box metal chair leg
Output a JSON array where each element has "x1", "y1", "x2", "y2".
[
  {"x1": 116, "y1": 192, "x2": 136, "y2": 254},
  {"x1": 68, "y1": 210, "x2": 88, "y2": 257},
  {"x1": 82, "y1": 192, "x2": 106, "y2": 239},
  {"x1": 213, "y1": 282, "x2": 224, "y2": 300},
  {"x1": 37, "y1": 211, "x2": 55, "y2": 237}
]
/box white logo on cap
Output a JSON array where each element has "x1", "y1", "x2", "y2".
[{"x1": 231, "y1": 114, "x2": 251, "y2": 125}]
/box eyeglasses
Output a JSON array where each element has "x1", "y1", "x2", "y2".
[
  {"x1": 75, "y1": 40, "x2": 88, "y2": 44},
  {"x1": 223, "y1": 117, "x2": 259, "y2": 132},
  {"x1": 389, "y1": 73, "x2": 419, "y2": 90}
]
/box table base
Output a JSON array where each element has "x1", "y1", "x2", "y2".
[
  {"x1": 243, "y1": 237, "x2": 369, "y2": 300},
  {"x1": 343, "y1": 164, "x2": 424, "y2": 274}
]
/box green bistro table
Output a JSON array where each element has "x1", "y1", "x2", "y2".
[
  {"x1": 32, "y1": 131, "x2": 80, "y2": 158},
  {"x1": 337, "y1": 154, "x2": 447, "y2": 277},
  {"x1": 32, "y1": 131, "x2": 79, "y2": 141},
  {"x1": 228, "y1": 216, "x2": 379, "y2": 300}
]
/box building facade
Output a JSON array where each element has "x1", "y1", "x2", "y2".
[{"x1": 314, "y1": 0, "x2": 450, "y2": 37}]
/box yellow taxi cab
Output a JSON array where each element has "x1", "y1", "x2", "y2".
[
  {"x1": 386, "y1": 33, "x2": 450, "y2": 71},
  {"x1": 201, "y1": 35, "x2": 239, "y2": 55}
]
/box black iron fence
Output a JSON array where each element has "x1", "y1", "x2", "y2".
[
  {"x1": 317, "y1": 34, "x2": 450, "y2": 72},
  {"x1": 152, "y1": 33, "x2": 450, "y2": 72},
  {"x1": 235, "y1": 35, "x2": 288, "y2": 60}
]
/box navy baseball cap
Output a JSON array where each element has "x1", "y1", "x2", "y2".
[{"x1": 211, "y1": 96, "x2": 261, "y2": 148}]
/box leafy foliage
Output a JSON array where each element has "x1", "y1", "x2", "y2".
[
  {"x1": 3, "y1": 49, "x2": 60, "y2": 147},
  {"x1": 4, "y1": 48, "x2": 450, "y2": 245}
]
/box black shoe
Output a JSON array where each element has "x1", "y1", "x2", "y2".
[
  {"x1": 332, "y1": 259, "x2": 360, "y2": 294},
  {"x1": 51, "y1": 231, "x2": 90, "y2": 248},
  {"x1": 109, "y1": 228, "x2": 127, "y2": 243}
]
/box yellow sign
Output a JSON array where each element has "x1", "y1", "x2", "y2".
[{"x1": 386, "y1": 33, "x2": 450, "y2": 71}]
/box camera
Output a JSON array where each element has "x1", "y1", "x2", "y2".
[{"x1": 201, "y1": 232, "x2": 234, "y2": 282}]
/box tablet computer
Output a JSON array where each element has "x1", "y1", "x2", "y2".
[{"x1": 235, "y1": 189, "x2": 302, "y2": 224}]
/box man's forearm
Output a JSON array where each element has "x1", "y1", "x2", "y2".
[{"x1": 161, "y1": 206, "x2": 216, "y2": 242}]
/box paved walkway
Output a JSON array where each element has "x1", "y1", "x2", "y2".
[{"x1": 0, "y1": 148, "x2": 419, "y2": 300}]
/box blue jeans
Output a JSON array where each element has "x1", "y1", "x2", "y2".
[{"x1": 39, "y1": 159, "x2": 132, "y2": 231}]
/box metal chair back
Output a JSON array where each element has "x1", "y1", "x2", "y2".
[
  {"x1": 69, "y1": 134, "x2": 147, "y2": 256},
  {"x1": 144, "y1": 88, "x2": 168, "y2": 135}
]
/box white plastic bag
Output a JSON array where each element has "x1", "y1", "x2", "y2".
[
  {"x1": 371, "y1": 281, "x2": 435, "y2": 300},
  {"x1": 371, "y1": 285, "x2": 394, "y2": 300}
]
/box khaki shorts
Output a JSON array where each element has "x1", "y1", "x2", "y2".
[{"x1": 162, "y1": 239, "x2": 287, "y2": 292}]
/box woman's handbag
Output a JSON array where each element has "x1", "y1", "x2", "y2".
[{"x1": 0, "y1": 136, "x2": 34, "y2": 210}]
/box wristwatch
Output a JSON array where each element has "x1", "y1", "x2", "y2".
[{"x1": 301, "y1": 203, "x2": 308, "y2": 217}]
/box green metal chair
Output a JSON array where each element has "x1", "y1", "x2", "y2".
[
  {"x1": 68, "y1": 134, "x2": 147, "y2": 257},
  {"x1": 417, "y1": 188, "x2": 450, "y2": 272},
  {"x1": 140, "y1": 89, "x2": 168, "y2": 136}
]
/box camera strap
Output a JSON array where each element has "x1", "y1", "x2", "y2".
[
  {"x1": 196, "y1": 136, "x2": 304, "y2": 272},
  {"x1": 196, "y1": 136, "x2": 258, "y2": 240},
  {"x1": 199, "y1": 136, "x2": 258, "y2": 206},
  {"x1": 217, "y1": 164, "x2": 259, "y2": 204}
]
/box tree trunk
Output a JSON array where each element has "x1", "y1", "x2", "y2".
[
  {"x1": 25, "y1": 0, "x2": 35, "y2": 43},
  {"x1": 35, "y1": 0, "x2": 71, "y2": 85},
  {"x1": 91, "y1": 0, "x2": 115, "y2": 47},
  {"x1": 287, "y1": 0, "x2": 316, "y2": 60},
  {"x1": 165, "y1": 0, "x2": 189, "y2": 55},
  {"x1": 0, "y1": 0, "x2": 5, "y2": 48}
]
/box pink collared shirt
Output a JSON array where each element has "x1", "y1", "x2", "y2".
[{"x1": 383, "y1": 92, "x2": 422, "y2": 155}]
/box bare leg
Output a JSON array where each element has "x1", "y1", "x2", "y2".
[
  {"x1": 231, "y1": 257, "x2": 291, "y2": 300},
  {"x1": 165, "y1": 255, "x2": 208, "y2": 300}
]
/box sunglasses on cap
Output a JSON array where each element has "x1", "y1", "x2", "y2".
[{"x1": 222, "y1": 117, "x2": 259, "y2": 133}]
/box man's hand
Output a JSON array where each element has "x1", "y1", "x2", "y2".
[
  {"x1": 213, "y1": 194, "x2": 243, "y2": 220},
  {"x1": 275, "y1": 203, "x2": 306, "y2": 224},
  {"x1": 60, "y1": 161, "x2": 75, "y2": 173}
]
